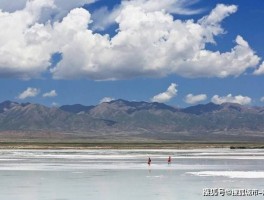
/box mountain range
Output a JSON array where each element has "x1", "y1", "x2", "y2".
[{"x1": 1, "y1": 99, "x2": 264, "y2": 142}]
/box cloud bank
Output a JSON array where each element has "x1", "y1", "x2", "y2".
[
  {"x1": 185, "y1": 94, "x2": 207, "y2": 104},
  {"x1": 211, "y1": 94, "x2": 252, "y2": 105},
  {"x1": 43, "y1": 90, "x2": 57, "y2": 97},
  {"x1": 0, "y1": 0, "x2": 261, "y2": 80},
  {"x1": 151, "y1": 83, "x2": 177, "y2": 103},
  {"x1": 100, "y1": 97, "x2": 115, "y2": 103},
  {"x1": 91, "y1": 0, "x2": 204, "y2": 31},
  {"x1": 0, "y1": 0, "x2": 96, "y2": 20},
  {"x1": 253, "y1": 62, "x2": 264, "y2": 75},
  {"x1": 18, "y1": 87, "x2": 40, "y2": 99}
]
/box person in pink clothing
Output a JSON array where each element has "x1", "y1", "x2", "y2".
[
  {"x1": 168, "y1": 156, "x2": 171, "y2": 164},
  {"x1": 148, "y1": 157, "x2": 151, "y2": 165}
]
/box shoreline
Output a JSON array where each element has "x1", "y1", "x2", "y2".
[{"x1": 1, "y1": 142, "x2": 264, "y2": 150}]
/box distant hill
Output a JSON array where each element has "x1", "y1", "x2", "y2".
[{"x1": 1, "y1": 99, "x2": 264, "y2": 142}]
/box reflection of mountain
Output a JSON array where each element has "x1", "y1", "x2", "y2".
[{"x1": 1, "y1": 99, "x2": 264, "y2": 142}]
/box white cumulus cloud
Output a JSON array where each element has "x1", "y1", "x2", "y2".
[
  {"x1": 211, "y1": 94, "x2": 252, "y2": 105},
  {"x1": 121, "y1": 0, "x2": 204, "y2": 15},
  {"x1": 253, "y1": 62, "x2": 264, "y2": 75},
  {"x1": 43, "y1": 90, "x2": 57, "y2": 97},
  {"x1": 45, "y1": 3, "x2": 261, "y2": 80},
  {"x1": 151, "y1": 83, "x2": 177, "y2": 103},
  {"x1": 260, "y1": 97, "x2": 264, "y2": 102},
  {"x1": 18, "y1": 87, "x2": 40, "y2": 99},
  {"x1": 100, "y1": 97, "x2": 115, "y2": 103},
  {"x1": 0, "y1": 1, "x2": 261, "y2": 80},
  {"x1": 92, "y1": 0, "x2": 204, "y2": 31},
  {"x1": 0, "y1": 0, "x2": 97, "y2": 21},
  {"x1": 185, "y1": 94, "x2": 207, "y2": 104}
]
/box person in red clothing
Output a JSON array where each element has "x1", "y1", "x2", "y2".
[
  {"x1": 168, "y1": 156, "x2": 171, "y2": 164},
  {"x1": 148, "y1": 157, "x2": 151, "y2": 165}
]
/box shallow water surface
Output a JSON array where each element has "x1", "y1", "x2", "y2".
[{"x1": 0, "y1": 149, "x2": 264, "y2": 200}]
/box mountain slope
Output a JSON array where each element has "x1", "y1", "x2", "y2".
[
  {"x1": 0, "y1": 102, "x2": 114, "y2": 132},
  {"x1": 0, "y1": 100, "x2": 264, "y2": 141}
]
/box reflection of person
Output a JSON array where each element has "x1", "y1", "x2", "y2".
[
  {"x1": 148, "y1": 157, "x2": 151, "y2": 165},
  {"x1": 168, "y1": 156, "x2": 171, "y2": 164}
]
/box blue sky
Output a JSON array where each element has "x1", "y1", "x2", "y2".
[{"x1": 0, "y1": 0, "x2": 263, "y2": 107}]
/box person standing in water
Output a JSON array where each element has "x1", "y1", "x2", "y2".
[
  {"x1": 168, "y1": 156, "x2": 171, "y2": 164},
  {"x1": 148, "y1": 157, "x2": 151, "y2": 165}
]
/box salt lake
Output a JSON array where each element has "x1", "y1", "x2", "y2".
[{"x1": 0, "y1": 148, "x2": 264, "y2": 199}]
